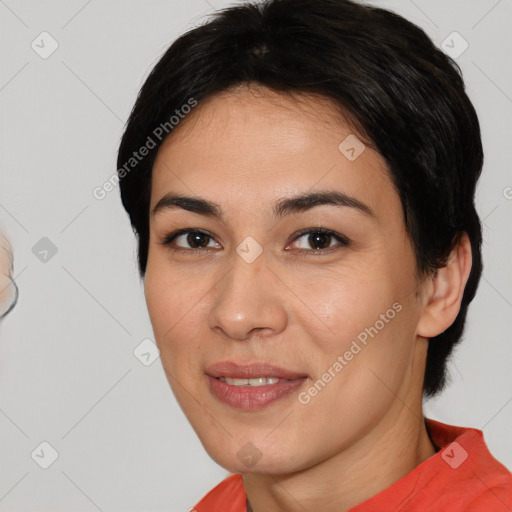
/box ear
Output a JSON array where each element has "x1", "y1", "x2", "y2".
[{"x1": 417, "y1": 232, "x2": 473, "y2": 338}]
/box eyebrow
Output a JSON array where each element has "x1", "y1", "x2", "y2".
[{"x1": 151, "y1": 190, "x2": 375, "y2": 221}]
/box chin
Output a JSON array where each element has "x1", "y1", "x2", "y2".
[{"x1": 200, "y1": 435, "x2": 310, "y2": 475}]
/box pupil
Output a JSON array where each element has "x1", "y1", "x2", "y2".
[
  {"x1": 189, "y1": 232, "x2": 208, "y2": 248},
  {"x1": 310, "y1": 233, "x2": 330, "y2": 249}
]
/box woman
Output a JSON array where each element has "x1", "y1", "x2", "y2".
[{"x1": 116, "y1": 0, "x2": 512, "y2": 510}]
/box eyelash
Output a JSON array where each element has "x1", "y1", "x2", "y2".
[{"x1": 159, "y1": 227, "x2": 350, "y2": 256}]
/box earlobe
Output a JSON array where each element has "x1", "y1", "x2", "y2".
[{"x1": 417, "y1": 232, "x2": 473, "y2": 339}]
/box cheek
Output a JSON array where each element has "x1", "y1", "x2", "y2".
[
  {"x1": 293, "y1": 264, "x2": 400, "y2": 352},
  {"x1": 293, "y1": 258, "x2": 418, "y2": 392},
  {"x1": 144, "y1": 261, "x2": 201, "y2": 354},
  {"x1": 144, "y1": 266, "x2": 207, "y2": 409}
]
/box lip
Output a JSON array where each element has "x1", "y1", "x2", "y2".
[
  {"x1": 205, "y1": 361, "x2": 308, "y2": 410},
  {"x1": 205, "y1": 361, "x2": 308, "y2": 380}
]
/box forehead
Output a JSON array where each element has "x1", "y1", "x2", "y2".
[{"x1": 150, "y1": 86, "x2": 398, "y2": 219}]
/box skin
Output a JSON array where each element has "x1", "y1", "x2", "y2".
[
  {"x1": 144, "y1": 84, "x2": 472, "y2": 512},
  {"x1": 0, "y1": 230, "x2": 16, "y2": 319}
]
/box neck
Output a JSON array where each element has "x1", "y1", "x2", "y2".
[
  {"x1": 244, "y1": 410, "x2": 436, "y2": 512},
  {"x1": 243, "y1": 341, "x2": 437, "y2": 512}
]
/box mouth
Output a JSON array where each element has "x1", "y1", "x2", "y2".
[
  {"x1": 205, "y1": 361, "x2": 308, "y2": 410},
  {"x1": 217, "y1": 376, "x2": 284, "y2": 386}
]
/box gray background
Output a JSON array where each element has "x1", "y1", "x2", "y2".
[{"x1": 0, "y1": 0, "x2": 511, "y2": 510}]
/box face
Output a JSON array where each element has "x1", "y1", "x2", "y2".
[{"x1": 144, "y1": 85, "x2": 428, "y2": 474}]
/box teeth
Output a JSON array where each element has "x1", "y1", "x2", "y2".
[
  {"x1": 219, "y1": 376, "x2": 281, "y2": 386},
  {"x1": 249, "y1": 377, "x2": 267, "y2": 386}
]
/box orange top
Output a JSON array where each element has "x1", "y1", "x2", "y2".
[{"x1": 192, "y1": 418, "x2": 512, "y2": 511}]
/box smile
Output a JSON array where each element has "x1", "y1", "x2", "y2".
[{"x1": 217, "y1": 376, "x2": 282, "y2": 386}]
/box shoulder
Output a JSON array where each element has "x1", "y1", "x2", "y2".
[
  {"x1": 462, "y1": 445, "x2": 512, "y2": 511},
  {"x1": 192, "y1": 473, "x2": 246, "y2": 512},
  {"x1": 425, "y1": 418, "x2": 512, "y2": 510}
]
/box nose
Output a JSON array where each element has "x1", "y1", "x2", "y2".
[{"x1": 207, "y1": 251, "x2": 288, "y2": 342}]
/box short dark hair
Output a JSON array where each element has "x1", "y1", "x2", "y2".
[{"x1": 117, "y1": 0, "x2": 483, "y2": 397}]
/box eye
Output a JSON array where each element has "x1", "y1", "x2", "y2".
[
  {"x1": 287, "y1": 228, "x2": 349, "y2": 254},
  {"x1": 160, "y1": 229, "x2": 221, "y2": 252},
  {"x1": 160, "y1": 227, "x2": 349, "y2": 255}
]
